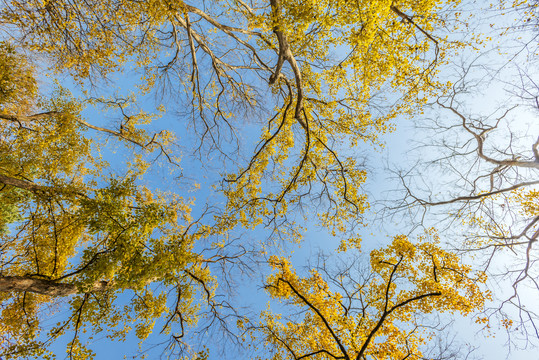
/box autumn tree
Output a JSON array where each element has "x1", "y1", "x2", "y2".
[
  {"x1": 0, "y1": 0, "x2": 469, "y2": 246},
  {"x1": 0, "y1": 43, "x2": 248, "y2": 359},
  {"x1": 378, "y1": 4, "x2": 539, "y2": 348},
  {"x1": 250, "y1": 231, "x2": 487, "y2": 360}
]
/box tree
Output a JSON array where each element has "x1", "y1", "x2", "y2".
[
  {"x1": 379, "y1": 16, "x2": 539, "y2": 348},
  {"x1": 0, "y1": 43, "x2": 245, "y2": 359},
  {"x1": 250, "y1": 231, "x2": 487, "y2": 360},
  {"x1": 0, "y1": 0, "x2": 468, "y2": 246}
]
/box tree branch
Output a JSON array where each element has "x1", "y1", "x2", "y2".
[{"x1": 278, "y1": 277, "x2": 350, "y2": 360}]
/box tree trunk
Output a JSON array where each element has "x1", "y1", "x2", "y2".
[
  {"x1": 0, "y1": 276, "x2": 108, "y2": 296},
  {"x1": 0, "y1": 173, "x2": 46, "y2": 194}
]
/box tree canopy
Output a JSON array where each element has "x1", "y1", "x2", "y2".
[
  {"x1": 0, "y1": 42, "x2": 238, "y2": 358},
  {"x1": 0, "y1": 0, "x2": 535, "y2": 359},
  {"x1": 1, "y1": 0, "x2": 470, "y2": 245},
  {"x1": 254, "y1": 232, "x2": 487, "y2": 360},
  {"x1": 378, "y1": 0, "x2": 539, "y2": 349}
]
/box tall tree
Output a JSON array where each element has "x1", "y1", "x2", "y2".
[
  {"x1": 0, "y1": 43, "x2": 244, "y2": 359},
  {"x1": 251, "y1": 231, "x2": 487, "y2": 360},
  {"x1": 0, "y1": 0, "x2": 467, "y2": 246},
  {"x1": 379, "y1": 10, "x2": 539, "y2": 347}
]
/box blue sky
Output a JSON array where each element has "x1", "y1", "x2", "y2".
[{"x1": 5, "y1": 1, "x2": 539, "y2": 359}]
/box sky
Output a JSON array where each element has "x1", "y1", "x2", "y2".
[{"x1": 4, "y1": 0, "x2": 539, "y2": 359}]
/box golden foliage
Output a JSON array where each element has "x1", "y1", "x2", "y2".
[
  {"x1": 256, "y1": 231, "x2": 487, "y2": 360},
  {"x1": 0, "y1": 44, "x2": 219, "y2": 359}
]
